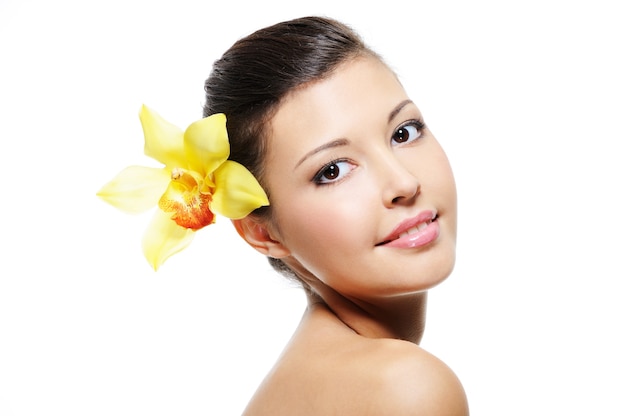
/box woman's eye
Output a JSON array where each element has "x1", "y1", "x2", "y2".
[
  {"x1": 314, "y1": 160, "x2": 354, "y2": 184},
  {"x1": 392, "y1": 121, "x2": 424, "y2": 145}
]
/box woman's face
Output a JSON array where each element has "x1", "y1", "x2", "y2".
[{"x1": 263, "y1": 56, "x2": 457, "y2": 301}]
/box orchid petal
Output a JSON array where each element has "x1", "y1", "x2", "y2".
[
  {"x1": 140, "y1": 105, "x2": 187, "y2": 169},
  {"x1": 142, "y1": 209, "x2": 196, "y2": 270},
  {"x1": 184, "y1": 113, "x2": 229, "y2": 176},
  {"x1": 99, "y1": 105, "x2": 271, "y2": 271},
  {"x1": 97, "y1": 166, "x2": 170, "y2": 214},
  {"x1": 212, "y1": 160, "x2": 269, "y2": 219}
]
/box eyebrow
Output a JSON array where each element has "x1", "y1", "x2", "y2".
[
  {"x1": 389, "y1": 99, "x2": 414, "y2": 123},
  {"x1": 294, "y1": 99, "x2": 415, "y2": 170},
  {"x1": 295, "y1": 138, "x2": 349, "y2": 170}
]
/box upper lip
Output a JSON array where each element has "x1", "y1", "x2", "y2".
[{"x1": 376, "y1": 210, "x2": 438, "y2": 246}]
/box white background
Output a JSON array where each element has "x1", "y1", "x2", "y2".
[{"x1": 1, "y1": 0, "x2": 625, "y2": 415}]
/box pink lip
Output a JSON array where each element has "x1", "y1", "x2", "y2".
[{"x1": 377, "y1": 210, "x2": 439, "y2": 249}]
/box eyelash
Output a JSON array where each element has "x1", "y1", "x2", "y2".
[
  {"x1": 392, "y1": 119, "x2": 426, "y2": 146},
  {"x1": 312, "y1": 119, "x2": 426, "y2": 186},
  {"x1": 313, "y1": 158, "x2": 355, "y2": 185}
]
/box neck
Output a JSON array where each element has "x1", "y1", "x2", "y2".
[{"x1": 305, "y1": 285, "x2": 428, "y2": 344}]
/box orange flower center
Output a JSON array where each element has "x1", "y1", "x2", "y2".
[{"x1": 158, "y1": 169, "x2": 215, "y2": 230}]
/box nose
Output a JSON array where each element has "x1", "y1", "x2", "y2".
[{"x1": 379, "y1": 153, "x2": 420, "y2": 208}]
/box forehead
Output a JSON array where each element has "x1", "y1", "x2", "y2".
[{"x1": 266, "y1": 56, "x2": 409, "y2": 162}]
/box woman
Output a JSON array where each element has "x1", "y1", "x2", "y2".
[
  {"x1": 207, "y1": 17, "x2": 468, "y2": 415},
  {"x1": 100, "y1": 15, "x2": 468, "y2": 415}
]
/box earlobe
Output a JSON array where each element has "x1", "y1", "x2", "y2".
[{"x1": 232, "y1": 217, "x2": 291, "y2": 259}]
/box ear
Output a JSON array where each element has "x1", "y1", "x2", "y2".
[{"x1": 232, "y1": 216, "x2": 291, "y2": 259}]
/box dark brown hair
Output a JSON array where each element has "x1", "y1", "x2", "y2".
[{"x1": 203, "y1": 16, "x2": 378, "y2": 278}]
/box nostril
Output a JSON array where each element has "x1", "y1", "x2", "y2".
[{"x1": 390, "y1": 181, "x2": 420, "y2": 205}]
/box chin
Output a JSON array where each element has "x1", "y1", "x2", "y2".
[{"x1": 405, "y1": 249, "x2": 457, "y2": 294}]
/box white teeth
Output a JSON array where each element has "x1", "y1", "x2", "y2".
[{"x1": 398, "y1": 221, "x2": 430, "y2": 238}]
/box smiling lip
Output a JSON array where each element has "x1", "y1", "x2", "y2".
[{"x1": 377, "y1": 210, "x2": 439, "y2": 249}]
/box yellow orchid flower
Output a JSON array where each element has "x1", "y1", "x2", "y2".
[{"x1": 97, "y1": 105, "x2": 269, "y2": 270}]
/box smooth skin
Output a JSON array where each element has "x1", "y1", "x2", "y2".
[{"x1": 234, "y1": 56, "x2": 468, "y2": 415}]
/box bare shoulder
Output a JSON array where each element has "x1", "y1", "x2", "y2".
[
  {"x1": 360, "y1": 338, "x2": 469, "y2": 415},
  {"x1": 243, "y1": 307, "x2": 468, "y2": 415}
]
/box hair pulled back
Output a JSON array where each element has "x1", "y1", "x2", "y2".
[
  {"x1": 203, "y1": 16, "x2": 376, "y2": 278},
  {"x1": 204, "y1": 16, "x2": 375, "y2": 187}
]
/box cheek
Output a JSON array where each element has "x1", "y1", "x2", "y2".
[
  {"x1": 421, "y1": 149, "x2": 458, "y2": 233},
  {"x1": 273, "y1": 187, "x2": 376, "y2": 260},
  {"x1": 413, "y1": 145, "x2": 456, "y2": 200},
  {"x1": 281, "y1": 197, "x2": 354, "y2": 246},
  {"x1": 436, "y1": 153, "x2": 457, "y2": 209}
]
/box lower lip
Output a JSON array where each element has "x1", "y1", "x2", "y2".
[{"x1": 382, "y1": 220, "x2": 440, "y2": 249}]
